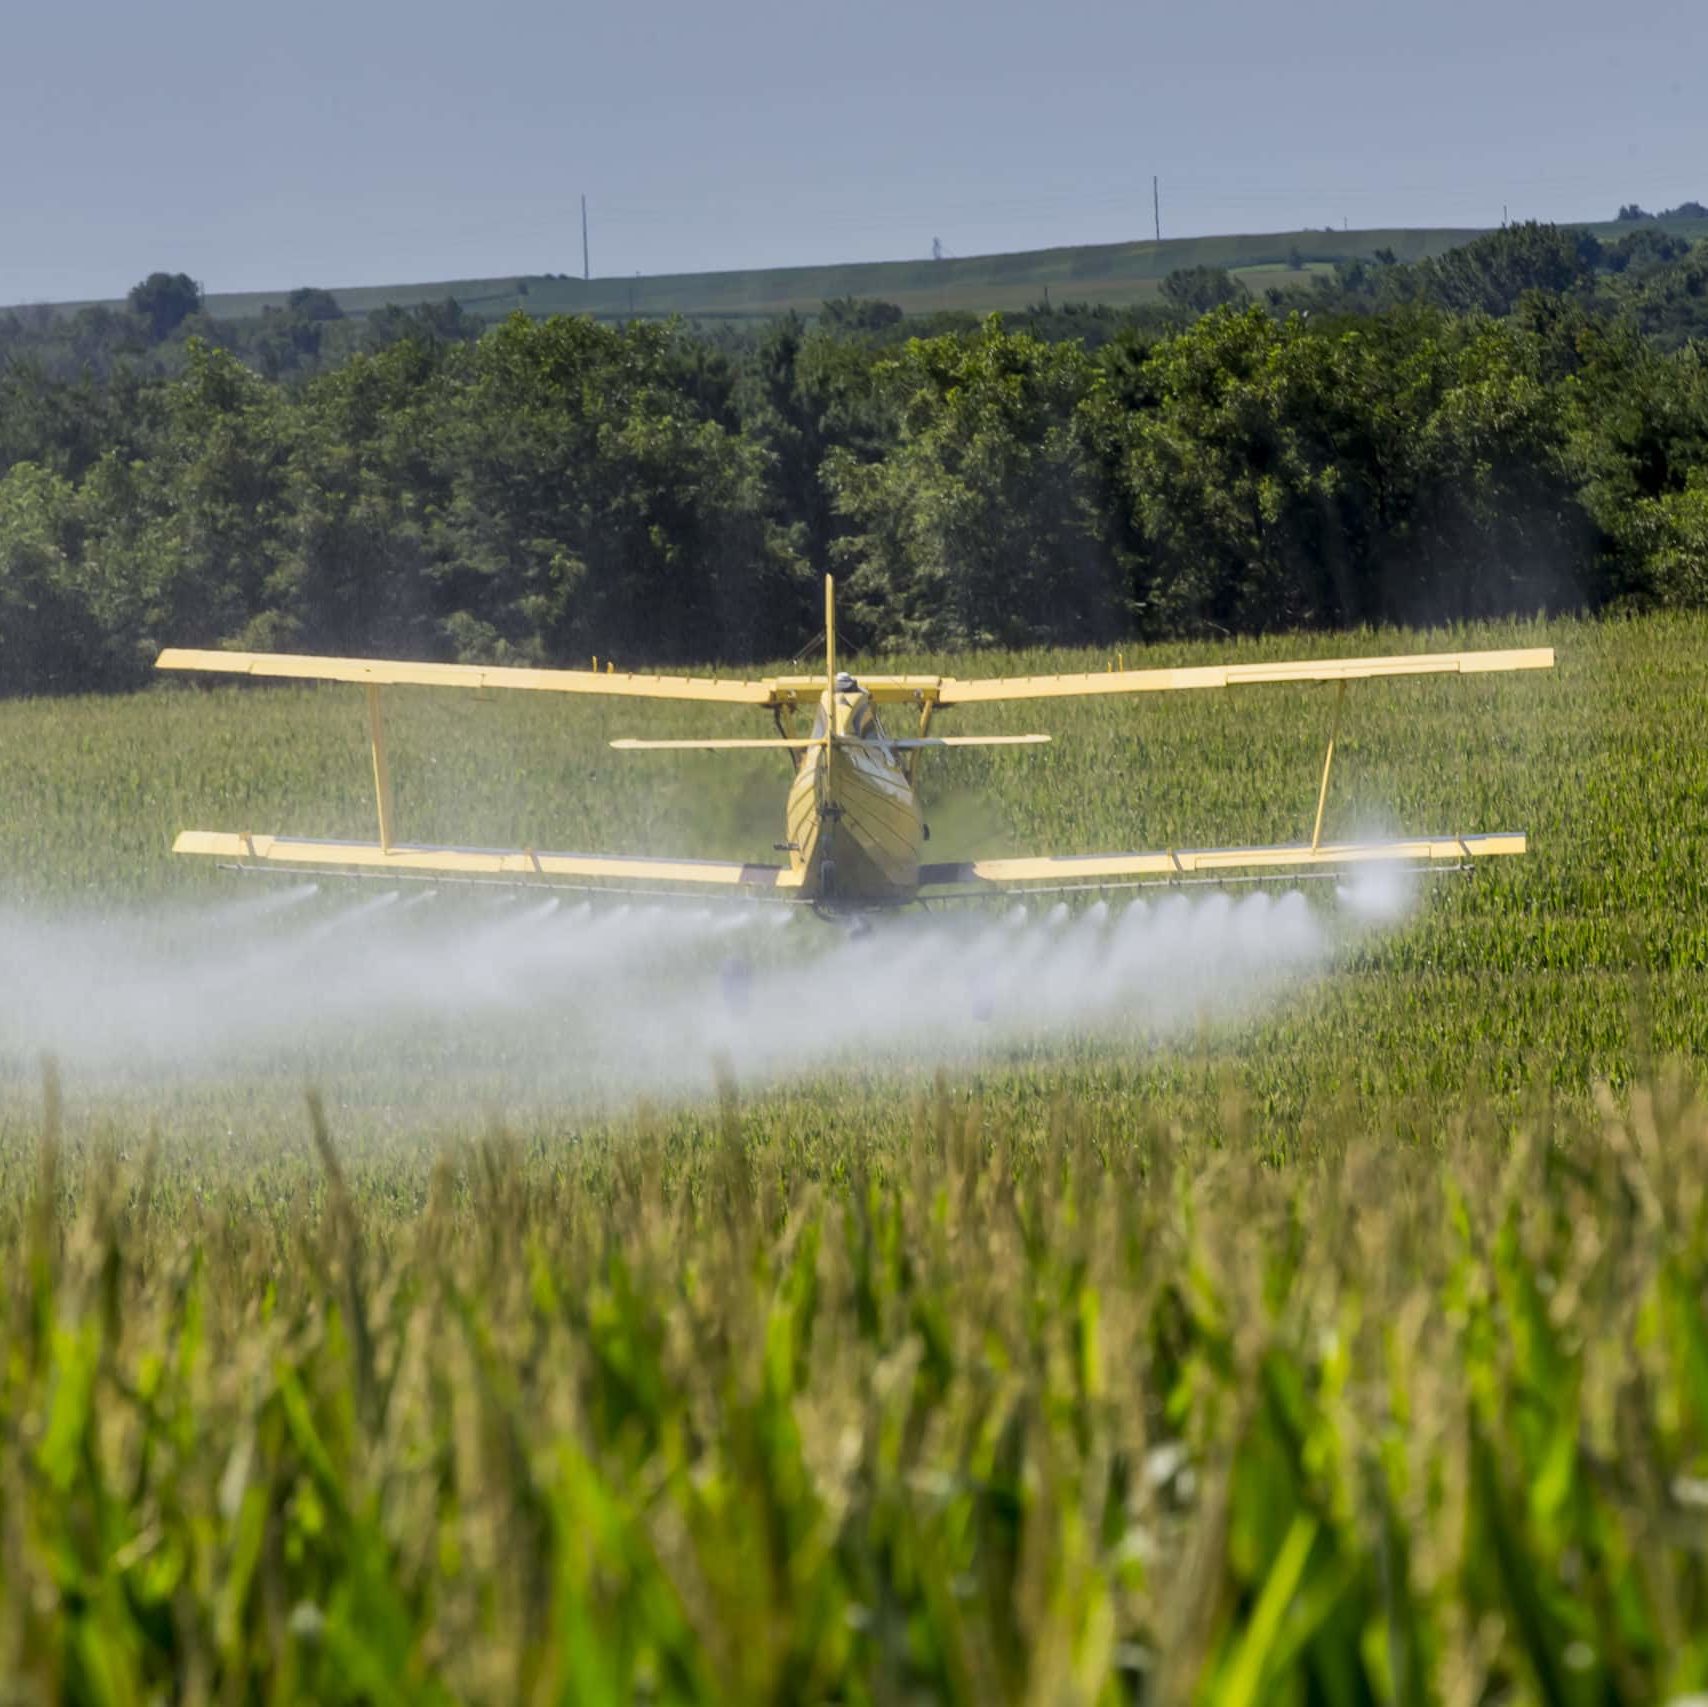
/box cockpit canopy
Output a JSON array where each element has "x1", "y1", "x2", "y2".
[{"x1": 811, "y1": 680, "x2": 886, "y2": 741}]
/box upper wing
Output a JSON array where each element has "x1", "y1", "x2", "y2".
[
  {"x1": 157, "y1": 644, "x2": 1553, "y2": 710},
  {"x1": 925, "y1": 647, "x2": 1555, "y2": 705},
  {"x1": 156, "y1": 649, "x2": 777, "y2": 706},
  {"x1": 756, "y1": 647, "x2": 1553, "y2": 707}
]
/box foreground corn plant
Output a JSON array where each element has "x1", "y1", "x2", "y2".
[{"x1": 4, "y1": 1067, "x2": 1708, "y2": 1704}]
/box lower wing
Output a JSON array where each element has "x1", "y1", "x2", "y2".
[
  {"x1": 173, "y1": 831, "x2": 805, "y2": 895},
  {"x1": 918, "y1": 833, "x2": 1525, "y2": 891}
]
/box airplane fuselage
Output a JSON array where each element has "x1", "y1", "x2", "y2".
[{"x1": 786, "y1": 686, "x2": 925, "y2": 905}]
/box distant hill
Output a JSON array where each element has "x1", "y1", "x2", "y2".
[{"x1": 35, "y1": 215, "x2": 1708, "y2": 326}]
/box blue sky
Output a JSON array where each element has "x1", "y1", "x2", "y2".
[{"x1": 2, "y1": 0, "x2": 1702, "y2": 305}]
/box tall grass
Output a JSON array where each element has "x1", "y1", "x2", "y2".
[
  {"x1": 5, "y1": 1069, "x2": 1708, "y2": 1700},
  {"x1": 3, "y1": 612, "x2": 1705, "y2": 1696}
]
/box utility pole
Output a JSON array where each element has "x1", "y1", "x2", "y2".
[
  {"x1": 581, "y1": 195, "x2": 590, "y2": 282},
  {"x1": 1153, "y1": 176, "x2": 1161, "y2": 243}
]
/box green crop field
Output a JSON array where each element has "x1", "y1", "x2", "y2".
[
  {"x1": 36, "y1": 214, "x2": 1708, "y2": 327},
  {"x1": 4, "y1": 610, "x2": 1708, "y2": 1700}
]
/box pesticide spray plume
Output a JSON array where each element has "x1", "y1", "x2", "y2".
[{"x1": 0, "y1": 874, "x2": 1417, "y2": 1118}]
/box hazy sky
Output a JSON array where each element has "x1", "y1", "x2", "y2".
[{"x1": 2, "y1": 0, "x2": 1702, "y2": 305}]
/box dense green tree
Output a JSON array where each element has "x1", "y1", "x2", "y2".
[
  {"x1": 286, "y1": 287, "x2": 344, "y2": 321},
  {"x1": 250, "y1": 305, "x2": 330, "y2": 379},
  {"x1": 266, "y1": 340, "x2": 450, "y2": 655},
  {"x1": 829, "y1": 320, "x2": 1117, "y2": 645},
  {"x1": 737, "y1": 314, "x2": 894, "y2": 573},
  {"x1": 1563, "y1": 327, "x2": 1708, "y2": 603},
  {"x1": 127, "y1": 272, "x2": 203, "y2": 341},
  {"x1": 1002, "y1": 299, "x2": 1151, "y2": 351},
  {"x1": 1603, "y1": 227, "x2": 1692, "y2": 274},
  {"x1": 429, "y1": 314, "x2": 807, "y2": 662},
  {"x1": 1624, "y1": 243, "x2": 1708, "y2": 351},
  {"x1": 362, "y1": 298, "x2": 485, "y2": 354},
  {"x1": 1411, "y1": 222, "x2": 1600, "y2": 318},
  {"x1": 820, "y1": 298, "x2": 905, "y2": 334},
  {"x1": 1160, "y1": 266, "x2": 1249, "y2": 316},
  {"x1": 0, "y1": 360, "x2": 157, "y2": 481},
  {"x1": 0, "y1": 463, "x2": 104, "y2": 692},
  {"x1": 137, "y1": 340, "x2": 294, "y2": 649},
  {"x1": 1101, "y1": 306, "x2": 1587, "y2": 634}
]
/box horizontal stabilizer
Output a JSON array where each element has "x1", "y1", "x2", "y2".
[
  {"x1": 888, "y1": 734, "x2": 1051, "y2": 749},
  {"x1": 610, "y1": 737, "x2": 821, "y2": 751},
  {"x1": 173, "y1": 831, "x2": 804, "y2": 890},
  {"x1": 609, "y1": 733, "x2": 1050, "y2": 752},
  {"x1": 919, "y1": 833, "x2": 1526, "y2": 888}
]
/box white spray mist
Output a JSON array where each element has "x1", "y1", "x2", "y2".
[{"x1": 0, "y1": 875, "x2": 1410, "y2": 1110}]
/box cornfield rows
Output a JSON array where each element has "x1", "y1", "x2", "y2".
[
  {"x1": 3, "y1": 610, "x2": 1707, "y2": 1697},
  {"x1": 5, "y1": 1073, "x2": 1708, "y2": 1699}
]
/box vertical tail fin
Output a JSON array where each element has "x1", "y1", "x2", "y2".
[
  {"x1": 822, "y1": 571, "x2": 837, "y2": 765},
  {"x1": 824, "y1": 573, "x2": 836, "y2": 708},
  {"x1": 820, "y1": 574, "x2": 836, "y2": 895}
]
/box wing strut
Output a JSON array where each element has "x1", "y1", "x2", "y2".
[
  {"x1": 366, "y1": 684, "x2": 396, "y2": 851},
  {"x1": 1310, "y1": 680, "x2": 1347, "y2": 852}
]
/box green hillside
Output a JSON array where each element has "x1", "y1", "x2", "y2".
[{"x1": 49, "y1": 215, "x2": 1708, "y2": 326}]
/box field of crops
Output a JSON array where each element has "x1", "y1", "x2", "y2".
[
  {"x1": 3, "y1": 610, "x2": 1708, "y2": 1699},
  {"x1": 33, "y1": 224, "x2": 1487, "y2": 326},
  {"x1": 39, "y1": 215, "x2": 1708, "y2": 327}
]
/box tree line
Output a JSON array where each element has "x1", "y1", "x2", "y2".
[
  {"x1": 0, "y1": 274, "x2": 485, "y2": 388},
  {"x1": 1, "y1": 223, "x2": 1706, "y2": 693}
]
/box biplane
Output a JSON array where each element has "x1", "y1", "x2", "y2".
[{"x1": 156, "y1": 575, "x2": 1553, "y2": 910}]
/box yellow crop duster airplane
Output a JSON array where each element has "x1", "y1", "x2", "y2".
[{"x1": 157, "y1": 576, "x2": 1553, "y2": 908}]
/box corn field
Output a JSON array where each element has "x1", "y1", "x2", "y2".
[
  {"x1": 2, "y1": 612, "x2": 1706, "y2": 1699},
  {"x1": 6, "y1": 1069, "x2": 1708, "y2": 1701}
]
